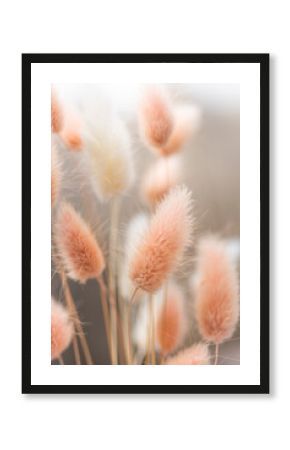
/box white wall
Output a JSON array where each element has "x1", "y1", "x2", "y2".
[{"x1": 0, "y1": 2, "x2": 284, "y2": 450}]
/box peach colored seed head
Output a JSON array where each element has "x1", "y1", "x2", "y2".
[
  {"x1": 51, "y1": 90, "x2": 63, "y2": 134},
  {"x1": 60, "y1": 108, "x2": 83, "y2": 151},
  {"x1": 120, "y1": 213, "x2": 149, "y2": 301},
  {"x1": 194, "y1": 236, "x2": 239, "y2": 344},
  {"x1": 51, "y1": 146, "x2": 60, "y2": 208},
  {"x1": 165, "y1": 343, "x2": 210, "y2": 365},
  {"x1": 51, "y1": 298, "x2": 73, "y2": 360},
  {"x1": 55, "y1": 202, "x2": 105, "y2": 283},
  {"x1": 139, "y1": 87, "x2": 174, "y2": 150},
  {"x1": 129, "y1": 185, "x2": 194, "y2": 293},
  {"x1": 160, "y1": 104, "x2": 201, "y2": 156},
  {"x1": 156, "y1": 282, "x2": 186, "y2": 355},
  {"x1": 141, "y1": 155, "x2": 182, "y2": 207}
]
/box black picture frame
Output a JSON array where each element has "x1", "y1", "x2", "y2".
[{"x1": 22, "y1": 53, "x2": 269, "y2": 394}]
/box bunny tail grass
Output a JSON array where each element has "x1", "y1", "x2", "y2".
[
  {"x1": 149, "y1": 294, "x2": 156, "y2": 364},
  {"x1": 51, "y1": 89, "x2": 63, "y2": 134},
  {"x1": 108, "y1": 197, "x2": 121, "y2": 364},
  {"x1": 71, "y1": 333, "x2": 81, "y2": 365},
  {"x1": 125, "y1": 287, "x2": 140, "y2": 364},
  {"x1": 214, "y1": 343, "x2": 219, "y2": 365},
  {"x1": 60, "y1": 271, "x2": 93, "y2": 365},
  {"x1": 97, "y1": 274, "x2": 113, "y2": 363},
  {"x1": 129, "y1": 185, "x2": 194, "y2": 293},
  {"x1": 60, "y1": 107, "x2": 83, "y2": 152},
  {"x1": 139, "y1": 86, "x2": 174, "y2": 151},
  {"x1": 84, "y1": 117, "x2": 135, "y2": 201},
  {"x1": 165, "y1": 343, "x2": 210, "y2": 365},
  {"x1": 51, "y1": 146, "x2": 61, "y2": 208},
  {"x1": 141, "y1": 155, "x2": 182, "y2": 207},
  {"x1": 51, "y1": 297, "x2": 74, "y2": 361},
  {"x1": 194, "y1": 236, "x2": 239, "y2": 346},
  {"x1": 156, "y1": 281, "x2": 186, "y2": 357},
  {"x1": 55, "y1": 202, "x2": 105, "y2": 283},
  {"x1": 160, "y1": 104, "x2": 201, "y2": 156},
  {"x1": 119, "y1": 213, "x2": 149, "y2": 302}
]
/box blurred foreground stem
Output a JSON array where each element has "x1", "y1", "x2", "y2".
[
  {"x1": 61, "y1": 271, "x2": 93, "y2": 365},
  {"x1": 97, "y1": 275, "x2": 113, "y2": 363},
  {"x1": 214, "y1": 343, "x2": 219, "y2": 365},
  {"x1": 108, "y1": 197, "x2": 121, "y2": 364},
  {"x1": 149, "y1": 294, "x2": 156, "y2": 365}
]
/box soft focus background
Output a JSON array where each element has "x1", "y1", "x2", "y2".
[{"x1": 52, "y1": 83, "x2": 240, "y2": 365}]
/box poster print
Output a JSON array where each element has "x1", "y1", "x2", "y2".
[{"x1": 22, "y1": 53, "x2": 269, "y2": 393}]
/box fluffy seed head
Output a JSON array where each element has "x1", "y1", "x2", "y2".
[
  {"x1": 139, "y1": 87, "x2": 174, "y2": 150},
  {"x1": 156, "y1": 282, "x2": 186, "y2": 355},
  {"x1": 51, "y1": 90, "x2": 63, "y2": 133},
  {"x1": 141, "y1": 155, "x2": 182, "y2": 207},
  {"x1": 51, "y1": 146, "x2": 60, "y2": 207},
  {"x1": 60, "y1": 108, "x2": 83, "y2": 151},
  {"x1": 165, "y1": 343, "x2": 209, "y2": 365},
  {"x1": 85, "y1": 118, "x2": 134, "y2": 201},
  {"x1": 129, "y1": 185, "x2": 194, "y2": 293},
  {"x1": 133, "y1": 291, "x2": 163, "y2": 353},
  {"x1": 55, "y1": 202, "x2": 105, "y2": 283},
  {"x1": 194, "y1": 236, "x2": 239, "y2": 344},
  {"x1": 119, "y1": 213, "x2": 149, "y2": 301},
  {"x1": 51, "y1": 298, "x2": 73, "y2": 360},
  {"x1": 160, "y1": 104, "x2": 201, "y2": 156}
]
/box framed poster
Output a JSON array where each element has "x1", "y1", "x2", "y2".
[{"x1": 22, "y1": 53, "x2": 269, "y2": 394}]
